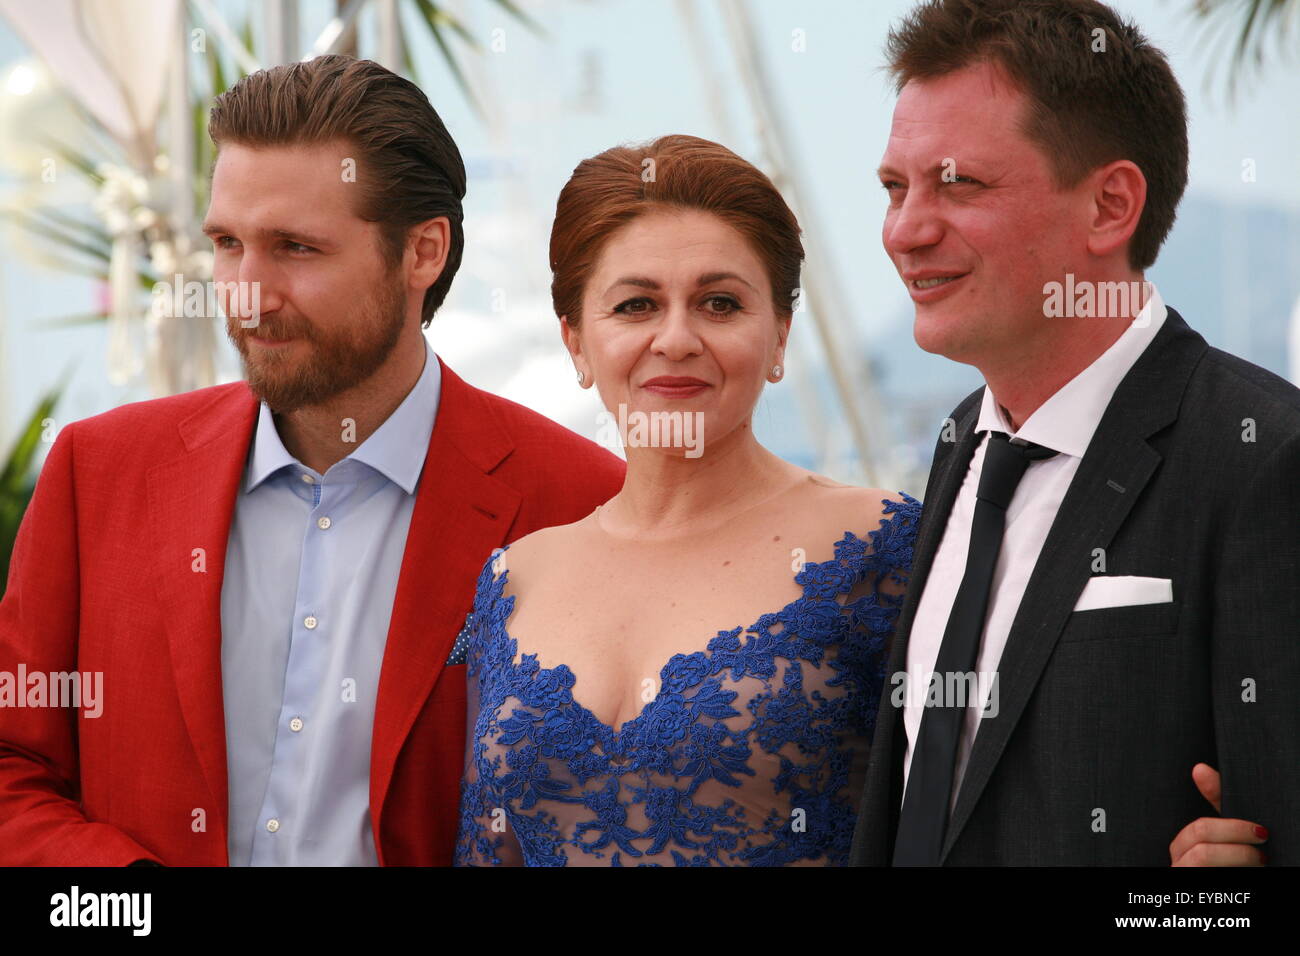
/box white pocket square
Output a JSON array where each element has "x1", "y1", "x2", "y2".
[{"x1": 1073, "y1": 575, "x2": 1173, "y2": 611}]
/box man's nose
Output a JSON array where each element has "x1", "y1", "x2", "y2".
[
  {"x1": 883, "y1": 189, "x2": 944, "y2": 257},
  {"x1": 222, "y1": 253, "x2": 283, "y2": 327}
]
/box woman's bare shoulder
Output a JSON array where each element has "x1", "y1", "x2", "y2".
[
  {"x1": 496, "y1": 510, "x2": 600, "y2": 580},
  {"x1": 764, "y1": 473, "x2": 911, "y2": 552},
  {"x1": 797, "y1": 473, "x2": 908, "y2": 521}
]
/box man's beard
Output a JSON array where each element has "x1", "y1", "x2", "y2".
[{"x1": 226, "y1": 277, "x2": 407, "y2": 414}]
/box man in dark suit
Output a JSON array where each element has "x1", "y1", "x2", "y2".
[{"x1": 852, "y1": 0, "x2": 1298, "y2": 866}]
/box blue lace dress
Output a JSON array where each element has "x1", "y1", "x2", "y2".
[{"x1": 453, "y1": 493, "x2": 920, "y2": 866}]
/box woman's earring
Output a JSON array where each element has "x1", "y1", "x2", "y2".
[
  {"x1": 771, "y1": 364, "x2": 783, "y2": 381},
  {"x1": 577, "y1": 370, "x2": 585, "y2": 385}
]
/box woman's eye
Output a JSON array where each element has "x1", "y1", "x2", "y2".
[
  {"x1": 613, "y1": 297, "x2": 653, "y2": 314},
  {"x1": 703, "y1": 295, "x2": 740, "y2": 314}
]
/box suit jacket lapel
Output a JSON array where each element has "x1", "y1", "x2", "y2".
[
  {"x1": 939, "y1": 309, "x2": 1207, "y2": 861},
  {"x1": 369, "y1": 359, "x2": 521, "y2": 823},
  {"x1": 146, "y1": 383, "x2": 260, "y2": 852}
]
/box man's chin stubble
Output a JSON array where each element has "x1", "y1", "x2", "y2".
[
  {"x1": 238, "y1": 323, "x2": 405, "y2": 414},
  {"x1": 225, "y1": 313, "x2": 330, "y2": 410},
  {"x1": 240, "y1": 346, "x2": 337, "y2": 414},
  {"x1": 230, "y1": 275, "x2": 408, "y2": 414}
]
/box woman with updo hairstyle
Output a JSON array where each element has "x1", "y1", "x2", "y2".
[{"x1": 455, "y1": 135, "x2": 920, "y2": 866}]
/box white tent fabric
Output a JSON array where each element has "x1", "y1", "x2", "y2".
[{"x1": 0, "y1": 0, "x2": 180, "y2": 164}]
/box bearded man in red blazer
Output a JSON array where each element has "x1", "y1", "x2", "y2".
[{"x1": 0, "y1": 55, "x2": 623, "y2": 866}]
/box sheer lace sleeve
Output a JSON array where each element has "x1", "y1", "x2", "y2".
[
  {"x1": 839, "y1": 493, "x2": 920, "y2": 735},
  {"x1": 453, "y1": 552, "x2": 525, "y2": 866},
  {"x1": 859, "y1": 493, "x2": 918, "y2": 629}
]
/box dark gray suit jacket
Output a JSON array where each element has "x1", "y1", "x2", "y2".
[{"x1": 850, "y1": 306, "x2": 1300, "y2": 865}]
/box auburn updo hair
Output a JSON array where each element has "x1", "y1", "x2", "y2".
[{"x1": 549, "y1": 134, "x2": 804, "y2": 326}]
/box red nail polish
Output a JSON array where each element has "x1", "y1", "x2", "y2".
[{"x1": 1254, "y1": 825, "x2": 1269, "y2": 840}]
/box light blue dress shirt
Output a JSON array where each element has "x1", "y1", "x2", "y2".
[{"x1": 220, "y1": 339, "x2": 440, "y2": 866}]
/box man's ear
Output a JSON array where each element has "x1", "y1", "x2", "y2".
[
  {"x1": 1086, "y1": 160, "x2": 1146, "y2": 262},
  {"x1": 408, "y1": 216, "x2": 451, "y2": 292}
]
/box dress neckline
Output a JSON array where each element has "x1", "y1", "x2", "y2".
[{"x1": 479, "y1": 496, "x2": 917, "y2": 741}]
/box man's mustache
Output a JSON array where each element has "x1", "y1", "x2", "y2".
[{"x1": 229, "y1": 316, "x2": 314, "y2": 343}]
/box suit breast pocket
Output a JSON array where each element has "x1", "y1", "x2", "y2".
[{"x1": 1058, "y1": 600, "x2": 1180, "y2": 643}]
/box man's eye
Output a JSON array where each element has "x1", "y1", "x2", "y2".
[
  {"x1": 284, "y1": 242, "x2": 314, "y2": 254},
  {"x1": 703, "y1": 295, "x2": 740, "y2": 314},
  {"x1": 881, "y1": 181, "x2": 906, "y2": 203},
  {"x1": 947, "y1": 175, "x2": 980, "y2": 185},
  {"x1": 214, "y1": 236, "x2": 239, "y2": 250},
  {"x1": 613, "y1": 297, "x2": 653, "y2": 314}
]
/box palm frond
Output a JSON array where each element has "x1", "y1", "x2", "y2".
[
  {"x1": 486, "y1": 0, "x2": 548, "y2": 38},
  {"x1": 1191, "y1": 0, "x2": 1299, "y2": 100},
  {"x1": 0, "y1": 385, "x2": 67, "y2": 595},
  {"x1": 30, "y1": 134, "x2": 107, "y2": 186},
  {"x1": 2, "y1": 207, "x2": 113, "y2": 264},
  {"x1": 0, "y1": 389, "x2": 63, "y2": 496},
  {"x1": 411, "y1": 0, "x2": 486, "y2": 118},
  {"x1": 34, "y1": 312, "x2": 114, "y2": 329}
]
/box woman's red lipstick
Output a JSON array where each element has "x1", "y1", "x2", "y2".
[{"x1": 641, "y1": 376, "x2": 710, "y2": 398}]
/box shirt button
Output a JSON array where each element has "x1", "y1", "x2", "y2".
[
  {"x1": 266, "y1": 818, "x2": 280, "y2": 833},
  {"x1": 304, "y1": 615, "x2": 318, "y2": 629},
  {"x1": 317, "y1": 516, "x2": 331, "y2": 530},
  {"x1": 301, "y1": 474, "x2": 315, "y2": 484},
  {"x1": 289, "y1": 717, "x2": 304, "y2": 732}
]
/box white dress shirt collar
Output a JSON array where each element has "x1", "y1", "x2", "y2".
[
  {"x1": 246, "y1": 336, "x2": 441, "y2": 494},
  {"x1": 976, "y1": 283, "x2": 1167, "y2": 457}
]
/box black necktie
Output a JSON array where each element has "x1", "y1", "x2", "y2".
[{"x1": 892, "y1": 431, "x2": 1058, "y2": 866}]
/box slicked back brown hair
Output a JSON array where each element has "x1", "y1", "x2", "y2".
[
  {"x1": 208, "y1": 54, "x2": 466, "y2": 327},
  {"x1": 550, "y1": 134, "x2": 804, "y2": 327},
  {"x1": 885, "y1": 0, "x2": 1188, "y2": 270}
]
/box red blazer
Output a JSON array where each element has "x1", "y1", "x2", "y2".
[{"x1": 0, "y1": 358, "x2": 624, "y2": 865}]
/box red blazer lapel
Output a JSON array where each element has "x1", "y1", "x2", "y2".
[
  {"x1": 145, "y1": 383, "x2": 259, "y2": 854},
  {"x1": 369, "y1": 358, "x2": 522, "y2": 832}
]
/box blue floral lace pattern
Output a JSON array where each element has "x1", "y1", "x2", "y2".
[{"x1": 454, "y1": 493, "x2": 920, "y2": 866}]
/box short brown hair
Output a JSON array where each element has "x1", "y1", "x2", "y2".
[
  {"x1": 208, "y1": 54, "x2": 466, "y2": 326},
  {"x1": 885, "y1": 0, "x2": 1188, "y2": 271},
  {"x1": 550, "y1": 134, "x2": 804, "y2": 326}
]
